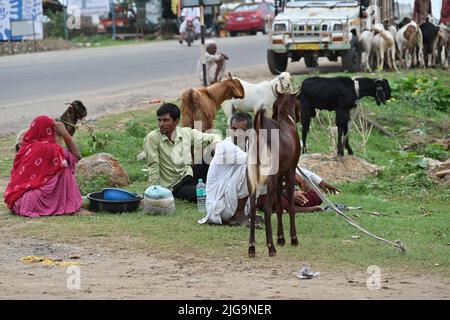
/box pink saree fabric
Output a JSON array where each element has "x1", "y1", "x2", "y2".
[{"x1": 13, "y1": 149, "x2": 82, "y2": 218}]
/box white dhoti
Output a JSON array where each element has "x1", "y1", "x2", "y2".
[{"x1": 198, "y1": 138, "x2": 249, "y2": 224}]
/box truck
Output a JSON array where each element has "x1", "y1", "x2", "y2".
[{"x1": 267, "y1": 0, "x2": 373, "y2": 74}]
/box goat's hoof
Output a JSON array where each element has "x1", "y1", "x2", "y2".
[
  {"x1": 268, "y1": 246, "x2": 277, "y2": 257},
  {"x1": 291, "y1": 237, "x2": 299, "y2": 246},
  {"x1": 248, "y1": 246, "x2": 256, "y2": 258},
  {"x1": 277, "y1": 237, "x2": 286, "y2": 246}
]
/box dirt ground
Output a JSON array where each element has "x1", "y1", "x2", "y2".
[
  {"x1": 1, "y1": 66, "x2": 449, "y2": 300},
  {"x1": 0, "y1": 218, "x2": 449, "y2": 300}
]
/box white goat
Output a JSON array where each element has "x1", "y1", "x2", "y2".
[
  {"x1": 396, "y1": 21, "x2": 425, "y2": 69},
  {"x1": 437, "y1": 24, "x2": 449, "y2": 69},
  {"x1": 372, "y1": 25, "x2": 398, "y2": 71},
  {"x1": 388, "y1": 25, "x2": 398, "y2": 40},
  {"x1": 359, "y1": 30, "x2": 374, "y2": 72},
  {"x1": 221, "y1": 72, "x2": 292, "y2": 121}
]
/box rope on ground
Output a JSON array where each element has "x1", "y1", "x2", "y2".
[{"x1": 297, "y1": 165, "x2": 406, "y2": 253}]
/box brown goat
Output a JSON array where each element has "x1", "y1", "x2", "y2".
[
  {"x1": 58, "y1": 100, "x2": 88, "y2": 136},
  {"x1": 247, "y1": 87, "x2": 301, "y2": 257},
  {"x1": 15, "y1": 100, "x2": 87, "y2": 152},
  {"x1": 181, "y1": 75, "x2": 245, "y2": 132}
]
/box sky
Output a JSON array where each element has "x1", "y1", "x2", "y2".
[{"x1": 398, "y1": 0, "x2": 442, "y2": 20}]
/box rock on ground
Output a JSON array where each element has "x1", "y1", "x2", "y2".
[
  {"x1": 427, "y1": 158, "x2": 450, "y2": 184},
  {"x1": 298, "y1": 153, "x2": 382, "y2": 184},
  {"x1": 76, "y1": 153, "x2": 130, "y2": 187}
]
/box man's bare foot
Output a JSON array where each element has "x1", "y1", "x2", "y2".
[
  {"x1": 227, "y1": 214, "x2": 247, "y2": 226},
  {"x1": 296, "y1": 206, "x2": 323, "y2": 213},
  {"x1": 228, "y1": 220, "x2": 245, "y2": 227}
]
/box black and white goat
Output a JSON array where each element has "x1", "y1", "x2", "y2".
[{"x1": 298, "y1": 77, "x2": 391, "y2": 156}]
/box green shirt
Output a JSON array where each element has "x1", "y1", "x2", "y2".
[{"x1": 143, "y1": 126, "x2": 222, "y2": 190}]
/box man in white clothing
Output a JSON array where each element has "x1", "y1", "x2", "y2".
[
  {"x1": 197, "y1": 40, "x2": 229, "y2": 86},
  {"x1": 179, "y1": 7, "x2": 201, "y2": 44},
  {"x1": 199, "y1": 113, "x2": 252, "y2": 226}
]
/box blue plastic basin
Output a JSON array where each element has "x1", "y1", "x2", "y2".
[
  {"x1": 87, "y1": 192, "x2": 142, "y2": 213},
  {"x1": 102, "y1": 188, "x2": 138, "y2": 201}
]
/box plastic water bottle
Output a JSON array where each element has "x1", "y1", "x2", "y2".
[{"x1": 196, "y1": 179, "x2": 207, "y2": 213}]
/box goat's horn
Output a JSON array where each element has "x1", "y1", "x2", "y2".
[
  {"x1": 228, "y1": 72, "x2": 233, "y2": 79},
  {"x1": 290, "y1": 87, "x2": 300, "y2": 95}
]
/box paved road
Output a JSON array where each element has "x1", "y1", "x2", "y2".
[
  {"x1": 0, "y1": 36, "x2": 269, "y2": 106},
  {"x1": 0, "y1": 36, "x2": 269, "y2": 135},
  {"x1": 0, "y1": 35, "x2": 341, "y2": 135}
]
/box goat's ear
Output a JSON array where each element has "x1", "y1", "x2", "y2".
[
  {"x1": 275, "y1": 84, "x2": 283, "y2": 97},
  {"x1": 375, "y1": 85, "x2": 386, "y2": 105},
  {"x1": 272, "y1": 101, "x2": 278, "y2": 121},
  {"x1": 295, "y1": 101, "x2": 301, "y2": 123}
]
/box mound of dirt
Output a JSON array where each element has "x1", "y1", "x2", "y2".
[
  {"x1": 403, "y1": 137, "x2": 450, "y2": 152},
  {"x1": 427, "y1": 158, "x2": 450, "y2": 184},
  {"x1": 298, "y1": 153, "x2": 382, "y2": 184},
  {"x1": 0, "y1": 39, "x2": 83, "y2": 56}
]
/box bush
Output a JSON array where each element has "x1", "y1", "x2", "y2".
[
  {"x1": 391, "y1": 74, "x2": 450, "y2": 113},
  {"x1": 44, "y1": 11, "x2": 66, "y2": 38},
  {"x1": 424, "y1": 143, "x2": 449, "y2": 161},
  {"x1": 125, "y1": 120, "x2": 147, "y2": 138},
  {"x1": 349, "y1": 150, "x2": 438, "y2": 198},
  {"x1": 79, "y1": 130, "x2": 111, "y2": 157}
]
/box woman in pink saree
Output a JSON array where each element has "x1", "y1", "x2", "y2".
[{"x1": 4, "y1": 115, "x2": 83, "y2": 217}]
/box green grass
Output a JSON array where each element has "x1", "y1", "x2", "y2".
[{"x1": 0, "y1": 70, "x2": 448, "y2": 276}]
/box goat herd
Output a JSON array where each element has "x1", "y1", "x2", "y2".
[
  {"x1": 360, "y1": 18, "x2": 449, "y2": 72},
  {"x1": 180, "y1": 71, "x2": 393, "y2": 256}
]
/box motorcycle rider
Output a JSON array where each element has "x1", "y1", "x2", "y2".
[{"x1": 179, "y1": 6, "x2": 201, "y2": 44}]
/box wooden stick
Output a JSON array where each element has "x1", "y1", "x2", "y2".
[{"x1": 354, "y1": 110, "x2": 395, "y2": 137}]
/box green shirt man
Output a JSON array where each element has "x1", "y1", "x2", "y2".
[{"x1": 143, "y1": 103, "x2": 221, "y2": 202}]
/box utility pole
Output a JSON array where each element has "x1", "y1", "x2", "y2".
[
  {"x1": 63, "y1": 0, "x2": 68, "y2": 40},
  {"x1": 200, "y1": 1, "x2": 207, "y2": 87},
  {"x1": 110, "y1": 0, "x2": 116, "y2": 40},
  {"x1": 181, "y1": 0, "x2": 223, "y2": 87}
]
